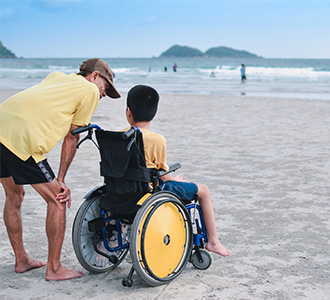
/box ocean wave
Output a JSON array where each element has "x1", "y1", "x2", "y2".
[
  {"x1": 1, "y1": 57, "x2": 329, "y2": 99},
  {"x1": 199, "y1": 66, "x2": 330, "y2": 79}
]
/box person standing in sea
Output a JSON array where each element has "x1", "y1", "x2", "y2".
[
  {"x1": 240, "y1": 64, "x2": 247, "y2": 81},
  {"x1": 0, "y1": 58, "x2": 120, "y2": 281}
]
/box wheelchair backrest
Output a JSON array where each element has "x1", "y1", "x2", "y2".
[{"x1": 96, "y1": 130, "x2": 153, "y2": 216}]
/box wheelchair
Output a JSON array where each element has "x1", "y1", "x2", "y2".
[{"x1": 71, "y1": 124, "x2": 212, "y2": 287}]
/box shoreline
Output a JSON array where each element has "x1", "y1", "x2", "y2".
[
  {"x1": 1, "y1": 89, "x2": 330, "y2": 299},
  {"x1": 1, "y1": 88, "x2": 330, "y2": 103}
]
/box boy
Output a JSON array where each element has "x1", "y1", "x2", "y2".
[{"x1": 125, "y1": 85, "x2": 232, "y2": 257}]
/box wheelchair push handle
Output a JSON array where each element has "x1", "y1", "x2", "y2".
[
  {"x1": 71, "y1": 124, "x2": 102, "y2": 149},
  {"x1": 122, "y1": 126, "x2": 139, "y2": 140},
  {"x1": 71, "y1": 124, "x2": 102, "y2": 135}
]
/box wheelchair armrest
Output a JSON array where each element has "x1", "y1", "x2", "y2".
[{"x1": 156, "y1": 163, "x2": 181, "y2": 178}]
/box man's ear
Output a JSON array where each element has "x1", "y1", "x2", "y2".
[
  {"x1": 91, "y1": 71, "x2": 99, "y2": 80},
  {"x1": 85, "y1": 71, "x2": 99, "y2": 83}
]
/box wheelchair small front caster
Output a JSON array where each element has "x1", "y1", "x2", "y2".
[
  {"x1": 122, "y1": 278, "x2": 133, "y2": 287},
  {"x1": 191, "y1": 249, "x2": 212, "y2": 270}
]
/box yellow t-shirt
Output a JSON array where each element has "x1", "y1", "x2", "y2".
[
  {"x1": 0, "y1": 72, "x2": 99, "y2": 162},
  {"x1": 139, "y1": 128, "x2": 169, "y2": 172}
]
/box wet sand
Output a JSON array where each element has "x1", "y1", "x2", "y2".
[{"x1": 1, "y1": 88, "x2": 330, "y2": 299}]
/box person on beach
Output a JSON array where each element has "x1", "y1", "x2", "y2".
[
  {"x1": 240, "y1": 64, "x2": 247, "y2": 81},
  {"x1": 0, "y1": 58, "x2": 120, "y2": 281},
  {"x1": 125, "y1": 85, "x2": 232, "y2": 257}
]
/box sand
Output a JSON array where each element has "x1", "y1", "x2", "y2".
[{"x1": 0, "y1": 88, "x2": 330, "y2": 299}]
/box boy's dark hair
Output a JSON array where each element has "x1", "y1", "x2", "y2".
[{"x1": 127, "y1": 85, "x2": 159, "y2": 122}]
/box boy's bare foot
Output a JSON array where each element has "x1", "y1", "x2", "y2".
[
  {"x1": 46, "y1": 265, "x2": 84, "y2": 281},
  {"x1": 205, "y1": 240, "x2": 232, "y2": 257},
  {"x1": 15, "y1": 258, "x2": 46, "y2": 273}
]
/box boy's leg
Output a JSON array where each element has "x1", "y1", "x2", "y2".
[
  {"x1": 197, "y1": 184, "x2": 232, "y2": 257},
  {"x1": 31, "y1": 180, "x2": 83, "y2": 281},
  {"x1": 1, "y1": 177, "x2": 46, "y2": 273}
]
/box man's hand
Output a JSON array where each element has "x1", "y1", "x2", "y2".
[{"x1": 56, "y1": 181, "x2": 72, "y2": 208}]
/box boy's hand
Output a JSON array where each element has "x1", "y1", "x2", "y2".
[
  {"x1": 161, "y1": 173, "x2": 189, "y2": 182},
  {"x1": 172, "y1": 175, "x2": 188, "y2": 182}
]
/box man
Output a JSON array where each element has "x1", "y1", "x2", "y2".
[{"x1": 0, "y1": 58, "x2": 120, "y2": 281}]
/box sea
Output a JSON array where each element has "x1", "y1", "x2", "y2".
[{"x1": 1, "y1": 57, "x2": 330, "y2": 100}]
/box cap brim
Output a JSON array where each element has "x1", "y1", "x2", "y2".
[
  {"x1": 106, "y1": 81, "x2": 121, "y2": 98},
  {"x1": 106, "y1": 80, "x2": 121, "y2": 98}
]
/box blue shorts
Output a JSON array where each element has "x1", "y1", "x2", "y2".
[{"x1": 158, "y1": 179, "x2": 198, "y2": 203}]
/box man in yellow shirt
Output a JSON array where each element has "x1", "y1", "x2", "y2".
[{"x1": 0, "y1": 58, "x2": 120, "y2": 281}]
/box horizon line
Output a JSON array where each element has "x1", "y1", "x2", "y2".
[{"x1": 1, "y1": 56, "x2": 330, "y2": 60}]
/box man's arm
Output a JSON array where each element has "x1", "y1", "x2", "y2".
[{"x1": 56, "y1": 124, "x2": 80, "y2": 208}]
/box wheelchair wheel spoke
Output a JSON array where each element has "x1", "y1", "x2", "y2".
[{"x1": 72, "y1": 194, "x2": 129, "y2": 273}]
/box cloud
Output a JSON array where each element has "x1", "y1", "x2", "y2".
[
  {"x1": 30, "y1": 0, "x2": 86, "y2": 12},
  {"x1": 136, "y1": 16, "x2": 156, "y2": 26},
  {"x1": 148, "y1": 16, "x2": 156, "y2": 22},
  {"x1": 0, "y1": 6, "x2": 15, "y2": 19}
]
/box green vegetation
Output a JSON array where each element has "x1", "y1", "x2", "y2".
[
  {"x1": 0, "y1": 41, "x2": 17, "y2": 58},
  {"x1": 205, "y1": 46, "x2": 259, "y2": 58},
  {"x1": 160, "y1": 45, "x2": 204, "y2": 57},
  {"x1": 160, "y1": 45, "x2": 260, "y2": 58}
]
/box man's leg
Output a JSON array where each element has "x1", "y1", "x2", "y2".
[
  {"x1": 31, "y1": 180, "x2": 83, "y2": 281},
  {"x1": 197, "y1": 184, "x2": 232, "y2": 257},
  {"x1": 1, "y1": 177, "x2": 46, "y2": 273}
]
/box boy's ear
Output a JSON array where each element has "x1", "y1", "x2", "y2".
[{"x1": 126, "y1": 107, "x2": 132, "y2": 118}]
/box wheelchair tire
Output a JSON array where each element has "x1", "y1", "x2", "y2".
[
  {"x1": 130, "y1": 192, "x2": 193, "y2": 286},
  {"x1": 191, "y1": 249, "x2": 212, "y2": 270},
  {"x1": 72, "y1": 195, "x2": 128, "y2": 273}
]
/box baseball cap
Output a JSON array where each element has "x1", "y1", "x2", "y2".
[{"x1": 79, "y1": 58, "x2": 121, "y2": 98}]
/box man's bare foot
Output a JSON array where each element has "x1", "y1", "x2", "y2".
[
  {"x1": 205, "y1": 240, "x2": 232, "y2": 257},
  {"x1": 46, "y1": 265, "x2": 84, "y2": 281},
  {"x1": 15, "y1": 258, "x2": 46, "y2": 273}
]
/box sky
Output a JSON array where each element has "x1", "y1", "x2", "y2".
[{"x1": 0, "y1": 0, "x2": 329, "y2": 59}]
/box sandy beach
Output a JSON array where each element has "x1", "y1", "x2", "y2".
[{"x1": 0, "y1": 88, "x2": 330, "y2": 300}]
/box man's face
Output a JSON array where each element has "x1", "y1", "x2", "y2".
[
  {"x1": 94, "y1": 75, "x2": 109, "y2": 99},
  {"x1": 87, "y1": 72, "x2": 109, "y2": 99}
]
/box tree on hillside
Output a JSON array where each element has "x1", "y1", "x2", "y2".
[{"x1": 0, "y1": 41, "x2": 17, "y2": 58}]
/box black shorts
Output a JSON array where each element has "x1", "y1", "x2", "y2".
[{"x1": 0, "y1": 143, "x2": 55, "y2": 185}]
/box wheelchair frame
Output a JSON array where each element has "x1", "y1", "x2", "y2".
[{"x1": 71, "y1": 124, "x2": 212, "y2": 287}]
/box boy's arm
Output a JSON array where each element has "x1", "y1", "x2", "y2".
[{"x1": 161, "y1": 173, "x2": 188, "y2": 182}]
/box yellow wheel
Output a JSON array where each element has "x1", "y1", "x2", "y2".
[{"x1": 130, "y1": 192, "x2": 192, "y2": 286}]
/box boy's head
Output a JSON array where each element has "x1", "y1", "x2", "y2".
[{"x1": 127, "y1": 85, "x2": 159, "y2": 123}]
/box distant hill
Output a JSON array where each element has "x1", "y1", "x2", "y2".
[
  {"x1": 160, "y1": 45, "x2": 204, "y2": 57},
  {"x1": 205, "y1": 46, "x2": 259, "y2": 58},
  {"x1": 160, "y1": 45, "x2": 260, "y2": 58},
  {"x1": 0, "y1": 41, "x2": 17, "y2": 58}
]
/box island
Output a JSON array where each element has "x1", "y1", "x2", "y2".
[
  {"x1": 159, "y1": 45, "x2": 204, "y2": 57},
  {"x1": 0, "y1": 41, "x2": 17, "y2": 58},
  {"x1": 160, "y1": 44, "x2": 260, "y2": 58}
]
